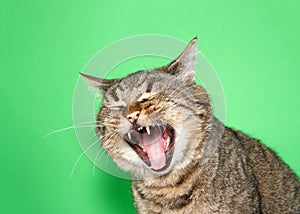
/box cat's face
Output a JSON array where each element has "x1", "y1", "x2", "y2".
[{"x1": 82, "y1": 39, "x2": 212, "y2": 179}]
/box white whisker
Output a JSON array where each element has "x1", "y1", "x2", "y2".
[
  {"x1": 70, "y1": 139, "x2": 100, "y2": 178},
  {"x1": 44, "y1": 124, "x2": 97, "y2": 137}
]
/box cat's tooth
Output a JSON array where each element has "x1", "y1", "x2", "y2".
[
  {"x1": 140, "y1": 144, "x2": 145, "y2": 152},
  {"x1": 146, "y1": 126, "x2": 151, "y2": 135},
  {"x1": 128, "y1": 132, "x2": 131, "y2": 140},
  {"x1": 138, "y1": 127, "x2": 142, "y2": 131},
  {"x1": 166, "y1": 137, "x2": 170, "y2": 149}
]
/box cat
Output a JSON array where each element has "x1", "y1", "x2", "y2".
[{"x1": 81, "y1": 38, "x2": 300, "y2": 213}]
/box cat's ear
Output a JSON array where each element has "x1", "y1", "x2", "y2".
[
  {"x1": 162, "y1": 37, "x2": 198, "y2": 84},
  {"x1": 80, "y1": 73, "x2": 114, "y2": 91}
]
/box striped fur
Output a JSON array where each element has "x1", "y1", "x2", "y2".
[{"x1": 84, "y1": 38, "x2": 300, "y2": 213}]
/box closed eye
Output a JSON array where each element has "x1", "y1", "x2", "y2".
[
  {"x1": 137, "y1": 92, "x2": 156, "y2": 102},
  {"x1": 140, "y1": 98, "x2": 148, "y2": 102}
]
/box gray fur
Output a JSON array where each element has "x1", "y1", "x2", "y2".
[{"x1": 82, "y1": 38, "x2": 300, "y2": 213}]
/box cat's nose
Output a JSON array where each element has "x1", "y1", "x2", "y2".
[{"x1": 126, "y1": 111, "x2": 140, "y2": 124}]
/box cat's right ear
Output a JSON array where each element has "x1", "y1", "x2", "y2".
[{"x1": 80, "y1": 73, "x2": 114, "y2": 92}]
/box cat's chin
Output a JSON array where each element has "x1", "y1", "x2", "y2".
[{"x1": 123, "y1": 124, "x2": 175, "y2": 172}]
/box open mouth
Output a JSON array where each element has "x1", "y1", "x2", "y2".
[{"x1": 123, "y1": 124, "x2": 175, "y2": 171}]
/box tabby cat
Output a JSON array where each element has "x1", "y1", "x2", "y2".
[{"x1": 81, "y1": 38, "x2": 300, "y2": 213}]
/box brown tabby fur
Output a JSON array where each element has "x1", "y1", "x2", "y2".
[{"x1": 82, "y1": 38, "x2": 300, "y2": 213}]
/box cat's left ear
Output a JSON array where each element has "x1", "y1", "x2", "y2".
[
  {"x1": 162, "y1": 37, "x2": 198, "y2": 85},
  {"x1": 80, "y1": 73, "x2": 115, "y2": 92}
]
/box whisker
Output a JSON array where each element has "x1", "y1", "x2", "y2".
[
  {"x1": 92, "y1": 148, "x2": 106, "y2": 175},
  {"x1": 70, "y1": 139, "x2": 100, "y2": 178},
  {"x1": 93, "y1": 132, "x2": 118, "y2": 171},
  {"x1": 44, "y1": 124, "x2": 98, "y2": 137}
]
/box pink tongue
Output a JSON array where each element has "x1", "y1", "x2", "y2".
[{"x1": 143, "y1": 135, "x2": 166, "y2": 170}]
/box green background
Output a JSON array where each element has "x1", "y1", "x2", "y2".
[{"x1": 1, "y1": 0, "x2": 300, "y2": 213}]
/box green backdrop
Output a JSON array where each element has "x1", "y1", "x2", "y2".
[{"x1": 1, "y1": 0, "x2": 299, "y2": 213}]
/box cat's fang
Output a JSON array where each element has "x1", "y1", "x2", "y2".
[
  {"x1": 166, "y1": 137, "x2": 170, "y2": 149},
  {"x1": 146, "y1": 126, "x2": 151, "y2": 135},
  {"x1": 128, "y1": 132, "x2": 131, "y2": 140}
]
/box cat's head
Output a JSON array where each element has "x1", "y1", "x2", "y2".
[{"x1": 81, "y1": 38, "x2": 212, "y2": 179}]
